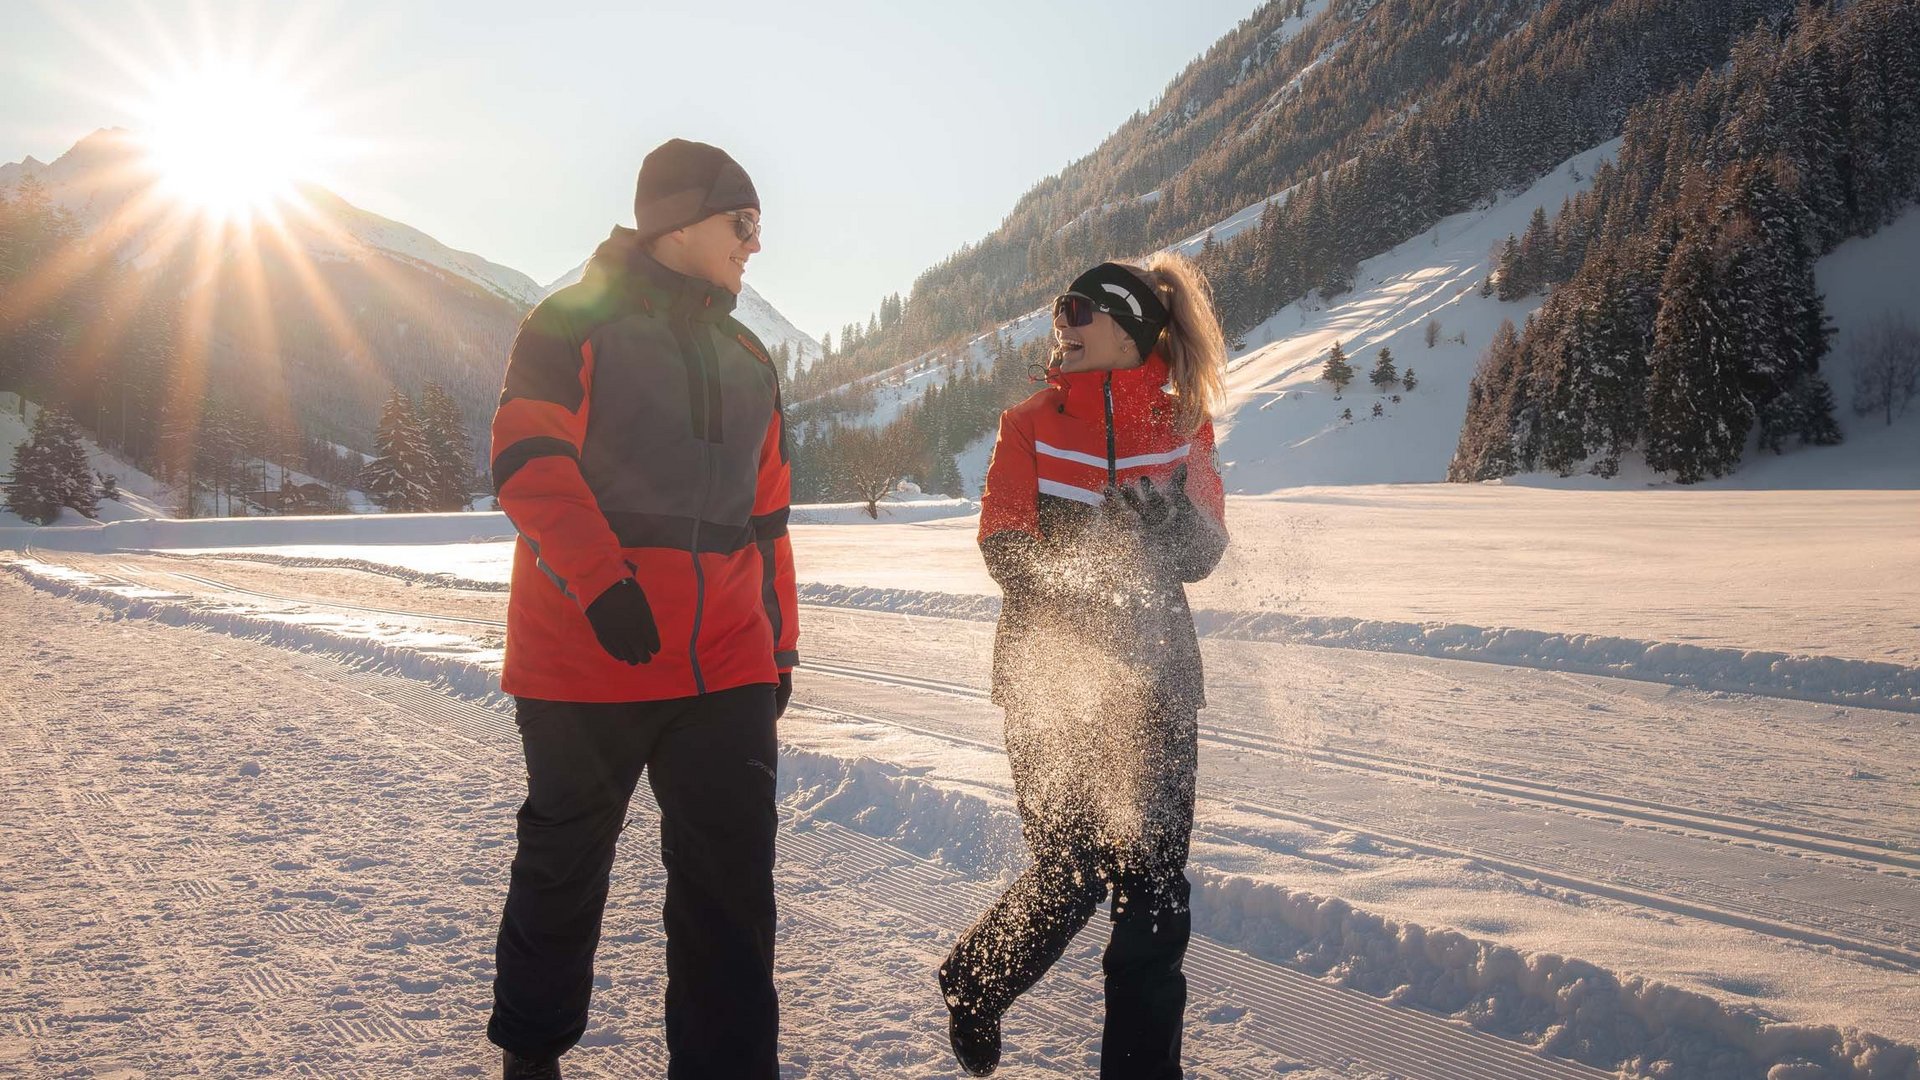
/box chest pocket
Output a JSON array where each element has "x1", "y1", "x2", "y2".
[{"x1": 579, "y1": 315, "x2": 776, "y2": 533}]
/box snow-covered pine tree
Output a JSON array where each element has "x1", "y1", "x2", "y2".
[
  {"x1": 1320, "y1": 341, "x2": 1354, "y2": 397},
  {"x1": 4, "y1": 406, "x2": 97, "y2": 522},
  {"x1": 362, "y1": 390, "x2": 433, "y2": 512},
  {"x1": 3, "y1": 428, "x2": 56, "y2": 524},
  {"x1": 1402, "y1": 366, "x2": 1418, "y2": 391},
  {"x1": 1370, "y1": 347, "x2": 1398, "y2": 389},
  {"x1": 1645, "y1": 234, "x2": 1751, "y2": 484},
  {"x1": 417, "y1": 382, "x2": 475, "y2": 512},
  {"x1": 1448, "y1": 319, "x2": 1525, "y2": 482},
  {"x1": 37, "y1": 406, "x2": 99, "y2": 518},
  {"x1": 1496, "y1": 235, "x2": 1525, "y2": 301}
]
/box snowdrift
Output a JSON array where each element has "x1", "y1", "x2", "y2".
[
  {"x1": 777, "y1": 750, "x2": 1917, "y2": 1080},
  {"x1": 794, "y1": 584, "x2": 1920, "y2": 714}
]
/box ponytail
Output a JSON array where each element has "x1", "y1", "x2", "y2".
[{"x1": 1133, "y1": 251, "x2": 1226, "y2": 434}]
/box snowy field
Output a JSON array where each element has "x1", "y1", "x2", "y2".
[{"x1": 3, "y1": 485, "x2": 1917, "y2": 1078}]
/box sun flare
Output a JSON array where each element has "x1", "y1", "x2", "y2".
[{"x1": 139, "y1": 63, "x2": 325, "y2": 223}]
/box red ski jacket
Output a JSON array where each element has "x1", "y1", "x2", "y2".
[
  {"x1": 490, "y1": 228, "x2": 797, "y2": 702},
  {"x1": 977, "y1": 355, "x2": 1228, "y2": 711}
]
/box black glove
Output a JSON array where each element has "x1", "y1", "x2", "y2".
[
  {"x1": 775, "y1": 671, "x2": 792, "y2": 718},
  {"x1": 584, "y1": 578, "x2": 661, "y2": 665},
  {"x1": 1117, "y1": 463, "x2": 1188, "y2": 530}
]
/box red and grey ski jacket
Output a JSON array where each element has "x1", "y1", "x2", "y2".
[
  {"x1": 977, "y1": 355, "x2": 1228, "y2": 712},
  {"x1": 490, "y1": 227, "x2": 797, "y2": 702}
]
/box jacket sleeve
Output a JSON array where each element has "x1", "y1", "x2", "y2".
[
  {"x1": 977, "y1": 407, "x2": 1044, "y2": 594},
  {"x1": 1172, "y1": 419, "x2": 1229, "y2": 583},
  {"x1": 490, "y1": 299, "x2": 630, "y2": 610},
  {"x1": 753, "y1": 372, "x2": 799, "y2": 672}
]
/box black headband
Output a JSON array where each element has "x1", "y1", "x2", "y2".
[{"x1": 1065, "y1": 262, "x2": 1170, "y2": 358}]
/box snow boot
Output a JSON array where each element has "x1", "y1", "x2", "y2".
[
  {"x1": 503, "y1": 1050, "x2": 562, "y2": 1079},
  {"x1": 948, "y1": 1009, "x2": 1002, "y2": 1076}
]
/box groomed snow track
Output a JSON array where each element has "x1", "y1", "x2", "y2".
[
  {"x1": 23, "y1": 552, "x2": 1920, "y2": 974},
  {"x1": 295, "y1": 655, "x2": 1611, "y2": 1080}
]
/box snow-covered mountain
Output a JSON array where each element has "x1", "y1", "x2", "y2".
[
  {"x1": 1, "y1": 129, "x2": 543, "y2": 307},
  {"x1": 1, "y1": 129, "x2": 818, "y2": 456},
  {"x1": 542, "y1": 259, "x2": 820, "y2": 370}
]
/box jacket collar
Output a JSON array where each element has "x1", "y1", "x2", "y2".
[
  {"x1": 1049, "y1": 353, "x2": 1173, "y2": 426},
  {"x1": 589, "y1": 226, "x2": 739, "y2": 322}
]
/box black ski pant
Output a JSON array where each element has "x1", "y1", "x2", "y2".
[
  {"x1": 488, "y1": 683, "x2": 779, "y2": 1077},
  {"x1": 940, "y1": 702, "x2": 1198, "y2": 1080}
]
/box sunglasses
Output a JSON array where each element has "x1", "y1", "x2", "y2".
[
  {"x1": 726, "y1": 211, "x2": 762, "y2": 244},
  {"x1": 1052, "y1": 292, "x2": 1102, "y2": 327}
]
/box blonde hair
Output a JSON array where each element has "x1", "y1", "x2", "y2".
[{"x1": 1131, "y1": 251, "x2": 1226, "y2": 434}]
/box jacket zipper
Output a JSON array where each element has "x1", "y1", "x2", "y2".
[
  {"x1": 1103, "y1": 372, "x2": 1118, "y2": 486},
  {"x1": 688, "y1": 310, "x2": 716, "y2": 695}
]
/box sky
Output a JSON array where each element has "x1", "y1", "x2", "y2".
[{"x1": 0, "y1": 0, "x2": 1265, "y2": 336}]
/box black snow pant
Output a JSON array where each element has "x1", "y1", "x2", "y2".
[
  {"x1": 940, "y1": 702, "x2": 1199, "y2": 1080},
  {"x1": 488, "y1": 683, "x2": 779, "y2": 1077}
]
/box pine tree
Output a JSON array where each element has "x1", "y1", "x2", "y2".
[
  {"x1": 1320, "y1": 341, "x2": 1354, "y2": 397},
  {"x1": 1371, "y1": 401, "x2": 1384, "y2": 417},
  {"x1": 1496, "y1": 235, "x2": 1525, "y2": 301},
  {"x1": 417, "y1": 382, "x2": 475, "y2": 512},
  {"x1": 1401, "y1": 366, "x2": 1418, "y2": 391},
  {"x1": 1370, "y1": 347, "x2": 1398, "y2": 389},
  {"x1": 4, "y1": 406, "x2": 96, "y2": 523},
  {"x1": 41, "y1": 407, "x2": 99, "y2": 518},
  {"x1": 4, "y1": 429, "x2": 56, "y2": 524},
  {"x1": 929, "y1": 449, "x2": 964, "y2": 498},
  {"x1": 362, "y1": 390, "x2": 433, "y2": 512},
  {"x1": 1645, "y1": 235, "x2": 1751, "y2": 483}
]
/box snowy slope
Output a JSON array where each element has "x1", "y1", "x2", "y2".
[
  {"x1": 1215, "y1": 147, "x2": 1920, "y2": 490},
  {"x1": 1214, "y1": 141, "x2": 1623, "y2": 490},
  {"x1": 1712, "y1": 206, "x2": 1920, "y2": 489},
  {"x1": 542, "y1": 259, "x2": 821, "y2": 369},
  {"x1": 0, "y1": 394, "x2": 173, "y2": 525}
]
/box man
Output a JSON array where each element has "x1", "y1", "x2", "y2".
[{"x1": 486, "y1": 138, "x2": 797, "y2": 1079}]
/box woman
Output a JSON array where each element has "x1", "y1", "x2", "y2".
[{"x1": 939, "y1": 253, "x2": 1230, "y2": 1078}]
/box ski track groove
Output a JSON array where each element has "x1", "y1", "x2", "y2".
[
  {"x1": 807, "y1": 659, "x2": 1918, "y2": 869},
  {"x1": 15, "y1": 555, "x2": 1915, "y2": 1067},
  {"x1": 793, "y1": 666, "x2": 1920, "y2": 972},
  {"x1": 35, "y1": 555, "x2": 1920, "y2": 969},
  {"x1": 296, "y1": 653, "x2": 1605, "y2": 1078},
  {"x1": 74, "y1": 557, "x2": 1920, "y2": 869}
]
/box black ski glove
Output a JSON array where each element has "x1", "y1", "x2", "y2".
[
  {"x1": 776, "y1": 671, "x2": 792, "y2": 718},
  {"x1": 584, "y1": 578, "x2": 662, "y2": 665},
  {"x1": 1116, "y1": 464, "x2": 1186, "y2": 530}
]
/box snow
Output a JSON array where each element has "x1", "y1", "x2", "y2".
[
  {"x1": 0, "y1": 393, "x2": 175, "y2": 526},
  {"x1": 822, "y1": 137, "x2": 1918, "y2": 497},
  {"x1": 4, "y1": 519, "x2": 1918, "y2": 1073},
  {"x1": 1213, "y1": 140, "x2": 1625, "y2": 489},
  {"x1": 296, "y1": 184, "x2": 544, "y2": 306},
  {"x1": 6, "y1": 140, "x2": 1920, "y2": 1080}
]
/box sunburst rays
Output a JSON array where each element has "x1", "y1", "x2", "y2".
[{"x1": 8, "y1": 2, "x2": 436, "y2": 490}]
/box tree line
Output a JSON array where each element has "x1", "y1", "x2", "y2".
[
  {"x1": 1451, "y1": 0, "x2": 1920, "y2": 483},
  {"x1": 792, "y1": 0, "x2": 1813, "y2": 410}
]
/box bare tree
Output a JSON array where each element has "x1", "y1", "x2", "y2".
[
  {"x1": 1851, "y1": 314, "x2": 1920, "y2": 426},
  {"x1": 837, "y1": 427, "x2": 903, "y2": 520},
  {"x1": 1425, "y1": 319, "x2": 1441, "y2": 348}
]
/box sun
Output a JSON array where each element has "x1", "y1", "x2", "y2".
[{"x1": 139, "y1": 62, "x2": 325, "y2": 223}]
